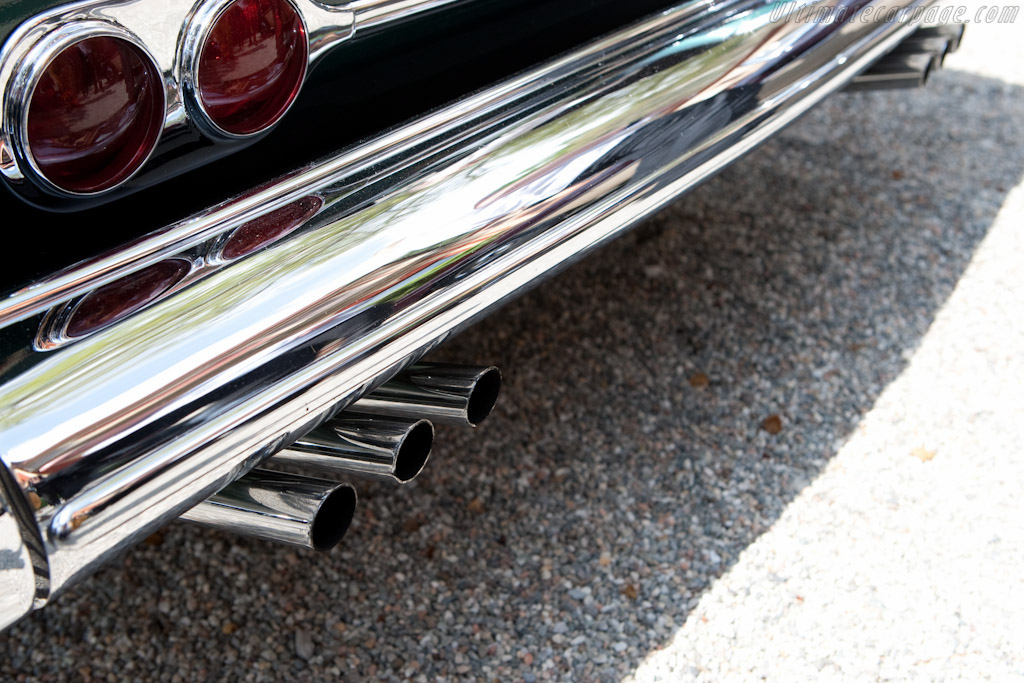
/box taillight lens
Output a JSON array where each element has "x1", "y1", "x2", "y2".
[
  {"x1": 66, "y1": 260, "x2": 190, "y2": 337},
  {"x1": 220, "y1": 195, "x2": 322, "y2": 260},
  {"x1": 26, "y1": 36, "x2": 164, "y2": 194},
  {"x1": 197, "y1": 0, "x2": 307, "y2": 136}
]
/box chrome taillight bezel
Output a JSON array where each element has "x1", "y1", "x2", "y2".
[
  {"x1": 4, "y1": 21, "x2": 167, "y2": 197},
  {"x1": 179, "y1": 0, "x2": 310, "y2": 140}
]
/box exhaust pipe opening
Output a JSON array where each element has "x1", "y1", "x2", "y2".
[
  {"x1": 310, "y1": 485, "x2": 358, "y2": 551},
  {"x1": 351, "y1": 363, "x2": 502, "y2": 427},
  {"x1": 276, "y1": 415, "x2": 434, "y2": 483},
  {"x1": 179, "y1": 469, "x2": 357, "y2": 551},
  {"x1": 392, "y1": 419, "x2": 434, "y2": 482},
  {"x1": 465, "y1": 366, "x2": 502, "y2": 427}
]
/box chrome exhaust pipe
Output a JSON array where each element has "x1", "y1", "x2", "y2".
[
  {"x1": 916, "y1": 23, "x2": 965, "y2": 53},
  {"x1": 350, "y1": 363, "x2": 501, "y2": 427},
  {"x1": 179, "y1": 469, "x2": 357, "y2": 551},
  {"x1": 275, "y1": 414, "x2": 434, "y2": 483},
  {"x1": 847, "y1": 23, "x2": 964, "y2": 92},
  {"x1": 847, "y1": 52, "x2": 934, "y2": 91},
  {"x1": 896, "y1": 34, "x2": 951, "y2": 68}
]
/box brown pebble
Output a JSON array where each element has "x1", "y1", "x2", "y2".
[
  {"x1": 762, "y1": 414, "x2": 783, "y2": 435},
  {"x1": 688, "y1": 372, "x2": 710, "y2": 389}
]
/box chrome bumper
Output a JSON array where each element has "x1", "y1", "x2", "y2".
[{"x1": 0, "y1": 0, "x2": 930, "y2": 628}]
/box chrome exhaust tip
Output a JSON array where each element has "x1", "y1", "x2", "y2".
[
  {"x1": 179, "y1": 469, "x2": 357, "y2": 551},
  {"x1": 847, "y1": 23, "x2": 965, "y2": 92},
  {"x1": 847, "y1": 52, "x2": 934, "y2": 91},
  {"x1": 276, "y1": 414, "x2": 434, "y2": 484},
  {"x1": 350, "y1": 363, "x2": 502, "y2": 427},
  {"x1": 897, "y1": 33, "x2": 952, "y2": 69},
  {"x1": 917, "y1": 23, "x2": 965, "y2": 53}
]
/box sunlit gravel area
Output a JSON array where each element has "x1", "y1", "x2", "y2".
[{"x1": 3, "y1": 16, "x2": 1023, "y2": 683}]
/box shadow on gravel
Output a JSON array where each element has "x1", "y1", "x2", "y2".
[{"x1": 2, "y1": 71, "x2": 1023, "y2": 681}]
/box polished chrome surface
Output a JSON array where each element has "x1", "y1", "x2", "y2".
[
  {"x1": 351, "y1": 363, "x2": 501, "y2": 427},
  {"x1": 0, "y1": 0, "x2": 934, "y2": 626},
  {"x1": 179, "y1": 468, "x2": 357, "y2": 550},
  {"x1": 0, "y1": 0, "x2": 475, "y2": 195},
  {"x1": 278, "y1": 414, "x2": 434, "y2": 483}
]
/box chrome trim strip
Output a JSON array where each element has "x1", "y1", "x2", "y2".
[
  {"x1": 348, "y1": 0, "x2": 470, "y2": 30},
  {"x1": 0, "y1": 0, "x2": 930, "y2": 625}
]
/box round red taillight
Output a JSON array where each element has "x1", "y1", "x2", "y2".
[
  {"x1": 66, "y1": 260, "x2": 190, "y2": 338},
  {"x1": 25, "y1": 36, "x2": 164, "y2": 194},
  {"x1": 197, "y1": 0, "x2": 307, "y2": 136}
]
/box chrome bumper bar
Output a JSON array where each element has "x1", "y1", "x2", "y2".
[{"x1": 0, "y1": 0, "x2": 930, "y2": 628}]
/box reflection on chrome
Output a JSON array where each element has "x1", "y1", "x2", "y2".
[
  {"x1": 0, "y1": 0, "x2": 930, "y2": 628},
  {"x1": 350, "y1": 363, "x2": 502, "y2": 427},
  {"x1": 278, "y1": 414, "x2": 434, "y2": 483}
]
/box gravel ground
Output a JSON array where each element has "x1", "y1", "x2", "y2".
[{"x1": 3, "y1": 18, "x2": 1023, "y2": 683}]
